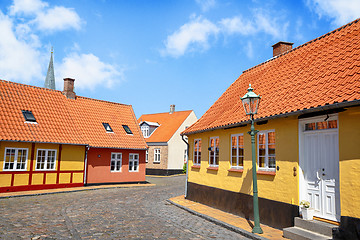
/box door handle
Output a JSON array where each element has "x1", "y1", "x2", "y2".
[{"x1": 316, "y1": 170, "x2": 321, "y2": 180}]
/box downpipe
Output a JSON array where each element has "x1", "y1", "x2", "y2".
[{"x1": 182, "y1": 135, "x2": 189, "y2": 198}]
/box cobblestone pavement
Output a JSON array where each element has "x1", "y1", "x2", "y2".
[{"x1": 0, "y1": 175, "x2": 249, "y2": 239}]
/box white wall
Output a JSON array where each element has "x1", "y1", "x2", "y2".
[{"x1": 167, "y1": 111, "x2": 198, "y2": 169}]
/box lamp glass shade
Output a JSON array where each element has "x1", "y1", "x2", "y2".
[{"x1": 241, "y1": 84, "x2": 261, "y2": 115}]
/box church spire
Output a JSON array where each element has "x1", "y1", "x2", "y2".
[{"x1": 44, "y1": 47, "x2": 56, "y2": 90}]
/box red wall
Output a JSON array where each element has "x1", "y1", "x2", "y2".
[{"x1": 86, "y1": 148, "x2": 146, "y2": 184}]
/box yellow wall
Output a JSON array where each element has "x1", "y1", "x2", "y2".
[
  {"x1": 339, "y1": 106, "x2": 360, "y2": 218},
  {"x1": 0, "y1": 141, "x2": 85, "y2": 188},
  {"x1": 188, "y1": 115, "x2": 299, "y2": 205}
]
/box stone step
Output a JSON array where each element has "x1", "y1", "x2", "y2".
[
  {"x1": 294, "y1": 217, "x2": 335, "y2": 237},
  {"x1": 283, "y1": 226, "x2": 332, "y2": 240}
]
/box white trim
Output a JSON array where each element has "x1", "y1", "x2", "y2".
[
  {"x1": 230, "y1": 134, "x2": 244, "y2": 169},
  {"x1": 3, "y1": 147, "x2": 29, "y2": 171},
  {"x1": 145, "y1": 150, "x2": 148, "y2": 163},
  {"x1": 208, "y1": 136, "x2": 219, "y2": 167},
  {"x1": 129, "y1": 153, "x2": 139, "y2": 172},
  {"x1": 257, "y1": 129, "x2": 276, "y2": 172},
  {"x1": 141, "y1": 125, "x2": 150, "y2": 138},
  {"x1": 110, "y1": 152, "x2": 122, "y2": 172},
  {"x1": 35, "y1": 149, "x2": 57, "y2": 171},
  {"x1": 193, "y1": 138, "x2": 201, "y2": 166}
]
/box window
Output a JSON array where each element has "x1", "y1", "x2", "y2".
[
  {"x1": 258, "y1": 130, "x2": 276, "y2": 171},
  {"x1": 141, "y1": 125, "x2": 149, "y2": 138},
  {"x1": 129, "y1": 153, "x2": 139, "y2": 172},
  {"x1": 3, "y1": 148, "x2": 28, "y2": 170},
  {"x1": 102, "y1": 123, "x2": 113, "y2": 132},
  {"x1": 231, "y1": 134, "x2": 244, "y2": 168},
  {"x1": 304, "y1": 120, "x2": 337, "y2": 131},
  {"x1": 122, "y1": 125, "x2": 132, "y2": 134},
  {"x1": 145, "y1": 150, "x2": 148, "y2": 163},
  {"x1": 110, "y1": 153, "x2": 122, "y2": 172},
  {"x1": 193, "y1": 139, "x2": 201, "y2": 165},
  {"x1": 154, "y1": 148, "x2": 161, "y2": 163},
  {"x1": 209, "y1": 137, "x2": 219, "y2": 167},
  {"x1": 22, "y1": 110, "x2": 36, "y2": 123},
  {"x1": 36, "y1": 149, "x2": 57, "y2": 170}
]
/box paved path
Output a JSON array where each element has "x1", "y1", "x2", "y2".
[{"x1": 0, "y1": 175, "x2": 249, "y2": 239}]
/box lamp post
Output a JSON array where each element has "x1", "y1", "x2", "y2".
[{"x1": 241, "y1": 84, "x2": 263, "y2": 234}]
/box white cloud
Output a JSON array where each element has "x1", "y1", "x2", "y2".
[
  {"x1": 9, "y1": 0, "x2": 48, "y2": 16},
  {"x1": 162, "y1": 16, "x2": 219, "y2": 57},
  {"x1": 57, "y1": 53, "x2": 124, "y2": 91},
  {"x1": 195, "y1": 0, "x2": 216, "y2": 12},
  {"x1": 9, "y1": 0, "x2": 82, "y2": 32},
  {"x1": 307, "y1": 0, "x2": 360, "y2": 26},
  {"x1": 34, "y1": 6, "x2": 82, "y2": 31},
  {"x1": 244, "y1": 41, "x2": 254, "y2": 59},
  {"x1": 220, "y1": 10, "x2": 289, "y2": 39},
  {"x1": 0, "y1": 11, "x2": 43, "y2": 83}
]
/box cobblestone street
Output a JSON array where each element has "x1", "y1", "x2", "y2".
[{"x1": 0, "y1": 175, "x2": 248, "y2": 239}]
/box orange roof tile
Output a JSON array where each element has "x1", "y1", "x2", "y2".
[
  {"x1": 0, "y1": 80, "x2": 147, "y2": 149},
  {"x1": 183, "y1": 18, "x2": 360, "y2": 135},
  {"x1": 138, "y1": 110, "x2": 193, "y2": 142}
]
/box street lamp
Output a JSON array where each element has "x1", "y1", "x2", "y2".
[{"x1": 241, "y1": 84, "x2": 263, "y2": 234}]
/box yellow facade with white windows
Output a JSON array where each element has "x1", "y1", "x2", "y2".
[
  {"x1": 186, "y1": 107, "x2": 360, "y2": 229},
  {"x1": 0, "y1": 141, "x2": 86, "y2": 192}
]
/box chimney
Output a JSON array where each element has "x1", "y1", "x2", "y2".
[
  {"x1": 170, "y1": 104, "x2": 175, "y2": 114},
  {"x1": 62, "y1": 78, "x2": 76, "y2": 99},
  {"x1": 272, "y1": 41, "x2": 293, "y2": 57}
]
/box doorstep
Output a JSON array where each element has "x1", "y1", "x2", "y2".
[{"x1": 168, "y1": 195, "x2": 289, "y2": 240}]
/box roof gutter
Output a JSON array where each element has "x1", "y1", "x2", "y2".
[
  {"x1": 182, "y1": 99, "x2": 360, "y2": 136},
  {"x1": 181, "y1": 135, "x2": 189, "y2": 198}
]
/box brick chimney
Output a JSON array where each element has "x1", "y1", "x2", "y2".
[
  {"x1": 62, "y1": 78, "x2": 76, "y2": 99},
  {"x1": 170, "y1": 104, "x2": 175, "y2": 114},
  {"x1": 272, "y1": 41, "x2": 293, "y2": 57}
]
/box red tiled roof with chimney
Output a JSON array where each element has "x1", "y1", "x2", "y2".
[
  {"x1": 138, "y1": 110, "x2": 193, "y2": 142},
  {"x1": 0, "y1": 79, "x2": 147, "y2": 149},
  {"x1": 183, "y1": 18, "x2": 360, "y2": 135}
]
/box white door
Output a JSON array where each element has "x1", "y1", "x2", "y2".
[{"x1": 299, "y1": 115, "x2": 340, "y2": 221}]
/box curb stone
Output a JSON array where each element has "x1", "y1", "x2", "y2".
[{"x1": 167, "y1": 199, "x2": 269, "y2": 240}]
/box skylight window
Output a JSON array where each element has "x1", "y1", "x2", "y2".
[
  {"x1": 123, "y1": 125, "x2": 133, "y2": 134},
  {"x1": 102, "y1": 123, "x2": 113, "y2": 132},
  {"x1": 22, "y1": 110, "x2": 36, "y2": 122}
]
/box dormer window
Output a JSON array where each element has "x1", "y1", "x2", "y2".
[
  {"x1": 22, "y1": 110, "x2": 36, "y2": 123},
  {"x1": 141, "y1": 125, "x2": 149, "y2": 138},
  {"x1": 102, "y1": 123, "x2": 113, "y2": 132},
  {"x1": 122, "y1": 125, "x2": 133, "y2": 134}
]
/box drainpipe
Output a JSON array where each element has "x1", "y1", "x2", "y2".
[
  {"x1": 182, "y1": 135, "x2": 189, "y2": 198},
  {"x1": 83, "y1": 145, "x2": 90, "y2": 185}
]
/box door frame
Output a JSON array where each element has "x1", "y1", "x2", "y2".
[{"x1": 298, "y1": 114, "x2": 340, "y2": 221}]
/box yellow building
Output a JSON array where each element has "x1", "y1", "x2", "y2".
[{"x1": 182, "y1": 19, "x2": 360, "y2": 239}]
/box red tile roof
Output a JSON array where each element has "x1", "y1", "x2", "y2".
[
  {"x1": 183, "y1": 18, "x2": 360, "y2": 135},
  {"x1": 138, "y1": 110, "x2": 193, "y2": 142},
  {"x1": 0, "y1": 80, "x2": 147, "y2": 149}
]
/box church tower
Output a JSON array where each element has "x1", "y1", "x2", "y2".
[{"x1": 44, "y1": 47, "x2": 56, "y2": 90}]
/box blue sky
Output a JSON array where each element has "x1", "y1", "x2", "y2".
[{"x1": 0, "y1": 0, "x2": 359, "y2": 118}]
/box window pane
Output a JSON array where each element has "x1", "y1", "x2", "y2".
[
  {"x1": 238, "y1": 148, "x2": 244, "y2": 157},
  {"x1": 328, "y1": 120, "x2": 337, "y2": 129},
  {"x1": 259, "y1": 148, "x2": 266, "y2": 156},
  {"x1": 259, "y1": 134, "x2": 265, "y2": 144},
  {"x1": 238, "y1": 156, "x2": 244, "y2": 166},
  {"x1": 269, "y1": 157, "x2": 276, "y2": 168},
  {"x1": 268, "y1": 144, "x2": 276, "y2": 155},
  {"x1": 231, "y1": 136, "x2": 237, "y2": 148},
  {"x1": 259, "y1": 157, "x2": 266, "y2": 167},
  {"x1": 268, "y1": 132, "x2": 275, "y2": 144},
  {"x1": 111, "y1": 161, "x2": 115, "y2": 171},
  {"x1": 317, "y1": 121, "x2": 327, "y2": 130},
  {"x1": 305, "y1": 123, "x2": 315, "y2": 131},
  {"x1": 239, "y1": 136, "x2": 243, "y2": 146},
  {"x1": 231, "y1": 148, "x2": 237, "y2": 158},
  {"x1": 231, "y1": 156, "x2": 237, "y2": 166}
]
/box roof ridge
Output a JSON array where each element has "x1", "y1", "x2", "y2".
[
  {"x1": 76, "y1": 95, "x2": 130, "y2": 106},
  {"x1": 140, "y1": 110, "x2": 193, "y2": 116},
  {"x1": 243, "y1": 17, "x2": 360, "y2": 74},
  {"x1": 0, "y1": 79, "x2": 61, "y2": 93}
]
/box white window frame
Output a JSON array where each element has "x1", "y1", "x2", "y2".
[
  {"x1": 230, "y1": 134, "x2": 244, "y2": 169},
  {"x1": 209, "y1": 137, "x2": 219, "y2": 167},
  {"x1": 145, "y1": 150, "x2": 148, "y2": 163},
  {"x1": 110, "y1": 152, "x2": 122, "y2": 172},
  {"x1": 3, "y1": 148, "x2": 28, "y2": 171},
  {"x1": 141, "y1": 125, "x2": 150, "y2": 138},
  {"x1": 154, "y1": 148, "x2": 161, "y2": 163},
  {"x1": 193, "y1": 139, "x2": 201, "y2": 165},
  {"x1": 35, "y1": 149, "x2": 57, "y2": 171},
  {"x1": 257, "y1": 130, "x2": 276, "y2": 172},
  {"x1": 129, "y1": 153, "x2": 139, "y2": 172}
]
